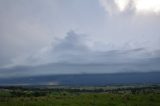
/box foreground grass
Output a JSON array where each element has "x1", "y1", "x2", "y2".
[{"x1": 0, "y1": 86, "x2": 160, "y2": 106}]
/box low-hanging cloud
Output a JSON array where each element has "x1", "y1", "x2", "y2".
[
  {"x1": 1, "y1": 30, "x2": 160, "y2": 78},
  {"x1": 18, "y1": 30, "x2": 155, "y2": 65}
]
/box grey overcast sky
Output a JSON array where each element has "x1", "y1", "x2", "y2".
[{"x1": 0, "y1": 0, "x2": 160, "y2": 78}]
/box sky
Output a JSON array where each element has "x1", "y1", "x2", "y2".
[{"x1": 0, "y1": 0, "x2": 160, "y2": 78}]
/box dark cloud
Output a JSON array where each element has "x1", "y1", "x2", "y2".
[
  {"x1": 1, "y1": 57, "x2": 160, "y2": 78},
  {"x1": 53, "y1": 31, "x2": 89, "y2": 54}
]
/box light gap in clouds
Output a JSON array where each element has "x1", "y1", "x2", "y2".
[{"x1": 99, "y1": 0, "x2": 160, "y2": 14}]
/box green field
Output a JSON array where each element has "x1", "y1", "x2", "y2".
[{"x1": 0, "y1": 85, "x2": 160, "y2": 106}]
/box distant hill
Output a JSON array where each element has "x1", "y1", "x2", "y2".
[{"x1": 0, "y1": 72, "x2": 160, "y2": 86}]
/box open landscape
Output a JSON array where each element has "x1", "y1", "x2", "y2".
[
  {"x1": 0, "y1": 84, "x2": 160, "y2": 106},
  {"x1": 1, "y1": 0, "x2": 160, "y2": 106},
  {"x1": 0, "y1": 71, "x2": 160, "y2": 106}
]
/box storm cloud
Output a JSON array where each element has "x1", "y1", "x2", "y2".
[{"x1": 0, "y1": 0, "x2": 160, "y2": 78}]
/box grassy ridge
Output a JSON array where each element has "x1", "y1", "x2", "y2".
[{"x1": 0, "y1": 85, "x2": 160, "y2": 106}]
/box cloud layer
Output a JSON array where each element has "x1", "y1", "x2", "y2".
[
  {"x1": 1, "y1": 30, "x2": 160, "y2": 78},
  {"x1": 0, "y1": 0, "x2": 160, "y2": 78}
]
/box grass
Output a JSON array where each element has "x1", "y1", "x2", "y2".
[{"x1": 0, "y1": 85, "x2": 160, "y2": 106}]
